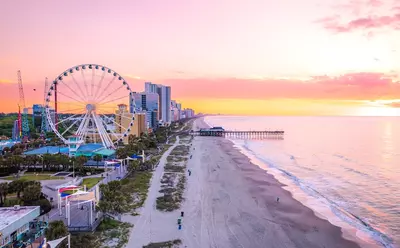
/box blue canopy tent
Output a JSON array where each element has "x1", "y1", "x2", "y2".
[{"x1": 130, "y1": 154, "x2": 143, "y2": 159}]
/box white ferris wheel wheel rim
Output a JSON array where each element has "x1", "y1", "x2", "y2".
[{"x1": 44, "y1": 64, "x2": 136, "y2": 149}]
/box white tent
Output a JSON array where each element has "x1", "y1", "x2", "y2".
[{"x1": 42, "y1": 235, "x2": 70, "y2": 248}]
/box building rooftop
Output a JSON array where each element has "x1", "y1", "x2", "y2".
[
  {"x1": 93, "y1": 148, "x2": 115, "y2": 156},
  {"x1": 24, "y1": 143, "x2": 107, "y2": 156},
  {"x1": 0, "y1": 206, "x2": 40, "y2": 231},
  {"x1": 77, "y1": 143, "x2": 103, "y2": 152},
  {"x1": 24, "y1": 146, "x2": 69, "y2": 155}
]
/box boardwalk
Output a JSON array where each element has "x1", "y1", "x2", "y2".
[{"x1": 190, "y1": 130, "x2": 284, "y2": 139}]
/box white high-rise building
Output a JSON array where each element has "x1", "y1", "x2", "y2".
[
  {"x1": 145, "y1": 82, "x2": 171, "y2": 124},
  {"x1": 145, "y1": 82, "x2": 158, "y2": 94}
]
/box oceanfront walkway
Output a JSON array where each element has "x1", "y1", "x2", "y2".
[{"x1": 124, "y1": 137, "x2": 181, "y2": 248}]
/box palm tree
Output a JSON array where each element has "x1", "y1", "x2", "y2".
[
  {"x1": 2, "y1": 147, "x2": 10, "y2": 156},
  {"x1": 127, "y1": 160, "x2": 140, "y2": 173},
  {"x1": 116, "y1": 148, "x2": 127, "y2": 159},
  {"x1": 22, "y1": 181, "x2": 41, "y2": 203},
  {"x1": 75, "y1": 156, "x2": 88, "y2": 175},
  {"x1": 0, "y1": 182, "x2": 9, "y2": 206},
  {"x1": 9, "y1": 179, "x2": 25, "y2": 198},
  {"x1": 45, "y1": 220, "x2": 69, "y2": 246},
  {"x1": 93, "y1": 154, "x2": 102, "y2": 168}
]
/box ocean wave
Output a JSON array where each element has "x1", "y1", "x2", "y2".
[
  {"x1": 334, "y1": 154, "x2": 353, "y2": 162},
  {"x1": 234, "y1": 141, "x2": 394, "y2": 248},
  {"x1": 343, "y1": 167, "x2": 370, "y2": 177}
]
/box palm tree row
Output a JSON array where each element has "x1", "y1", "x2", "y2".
[{"x1": 0, "y1": 153, "x2": 93, "y2": 176}]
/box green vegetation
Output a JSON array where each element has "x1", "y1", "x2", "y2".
[
  {"x1": 169, "y1": 135, "x2": 177, "y2": 144},
  {"x1": 97, "y1": 171, "x2": 153, "y2": 217},
  {"x1": 71, "y1": 233, "x2": 101, "y2": 248},
  {"x1": 164, "y1": 164, "x2": 185, "y2": 173},
  {"x1": 169, "y1": 145, "x2": 190, "y2": 157},
  {"x1": 143, "y1": 239, "x2": 182, "y2": 248},
  {"x1": 62, "y1": 177, "x2": 103, "y2": 194},
  {"x1": 0, "y1": 179, "x2": 51, "y2": 214},
  {"x1": 82, "y1": 177, "x2": 103, "y2": 189},
  {"x1": 97, "y1": 218, "x2": 132, "y2": 248},
  {"x1": 156, "y1": 173, "x2": 186, "y2": 211},
  {"x1": 0, "y1": 113, "x2": 18, "y2": 138},
  {"x1": 46, "y1": 220, "x2": 101, "y2": 248},
  {"x1": 3, "y1": 174, "x2": 63, "y2": 181},
  {"x1": 157, "y1": 143, "x2": 190, "y2": 212},
  {"x1": 45, "y1": 220, "x2": 69, "y2": 248}
]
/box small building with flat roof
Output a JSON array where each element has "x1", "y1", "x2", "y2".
[{"x1": 0, "y1": 206, "x2": 46, "y2": 247}]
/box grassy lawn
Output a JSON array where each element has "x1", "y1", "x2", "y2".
[
  {"x1": 63, "y1": 177, "x2": 104, "y2": 194},
  {"x1": 82, "y1": 177, "x2": 103, "y2": 189},
  {"x1": 3, "y1": 175, "x2": 64, "y2": 181}
]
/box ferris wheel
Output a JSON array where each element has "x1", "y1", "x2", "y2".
[{"x1": 45, "y1": 64, "x2": 136, "y2": 149}]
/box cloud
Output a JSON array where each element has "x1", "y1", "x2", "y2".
[
  {"x1": 318, "y1": 0, "x2": 400, "y2": 33},
  {"x1": 0, "y1": 79, "x2": 13, "y2": 84},
  {"x1": 321, "y1": 14, "x2": 400, "y2": 33},
  {"x1": 157, "y1": 72, "x2": 400, "y2": 101},
  {"x1": 385, "y1": 102, "x2": 400, "y2": 107}
]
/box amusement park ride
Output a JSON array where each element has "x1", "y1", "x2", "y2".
[
  {"x1": 17, "y1": 64, "x2": 136, "y2": 151},
  {"x1": 17, "y1": 70, "x2": 30, "y2": 142}
]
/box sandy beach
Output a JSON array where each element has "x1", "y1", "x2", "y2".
[{"x1": 126, "y1": 117, "x2": 364, "y2": 248}]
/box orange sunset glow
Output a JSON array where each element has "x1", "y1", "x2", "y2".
[{"x1": 1, "y1": 0, "x2": 400, "y2": 116}]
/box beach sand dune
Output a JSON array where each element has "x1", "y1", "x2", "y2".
[{"x1": 180, "y1": 118, "x2": 361, "y2": 248}]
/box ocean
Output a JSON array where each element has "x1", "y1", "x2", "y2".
[{"x1": 204, "y1": 116, "x2": 400, "y2": 248}]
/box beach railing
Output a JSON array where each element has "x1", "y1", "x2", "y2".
[{"x1": 190, "y1": 130, "x2": 284, "y2": 139}]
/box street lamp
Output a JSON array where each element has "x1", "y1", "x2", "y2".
[{"x1": 69, "y1": 159, "x2": 75, "y2": 178}]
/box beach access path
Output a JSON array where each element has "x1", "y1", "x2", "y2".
[{"x1": 124, "y1": 136, "x2": 182, "y2": 248}]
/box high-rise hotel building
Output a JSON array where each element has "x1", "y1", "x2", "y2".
[{"x1": 144, "y1": 82, "x2": 171, "y2": 124}]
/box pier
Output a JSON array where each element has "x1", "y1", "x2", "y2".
[{"x1": 190, "y1": 127, "x2": 284, "y2": 140}]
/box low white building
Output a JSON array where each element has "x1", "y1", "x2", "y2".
[{"x1": 0, "y1": 206, "x2": 45, "y2": 247}]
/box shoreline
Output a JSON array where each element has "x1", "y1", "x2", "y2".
[
  {"x1": 202, "y1": 116, "x2": 390, "y2": 248},
  {"x1": 229, "y1": 140, "x2": 384, "y2": 247},
  {"x1": 187, "y1": 117, "x2": 364, "y2": 248}
]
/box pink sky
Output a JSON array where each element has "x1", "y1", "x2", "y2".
[{"x1": 1, "y1": 0, "x2": 400, "y2": 115}]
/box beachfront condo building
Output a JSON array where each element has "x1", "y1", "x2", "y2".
[
  {"x1": 144, "y1": 82, "x2": 171, "y2": 124},
  {"x1": 144, "y1": 81, "x2": 158, "y2": 93},
  {"x1": 171, "y1": 100, "x2": 182, "y2": 122},
  {"x1": 130, "y1": 92, "x2": 159, "y2": 130},
  {"x1": 115, "y1": 104, "x2": 147, "y2": 144},
  {"x1": 182, "y1": 108, "x2": 195, "y2": 119}
]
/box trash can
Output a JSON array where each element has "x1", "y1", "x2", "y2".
[
  {"x1": 181, "y1": 211, "x2": 184, "y2": 217},
  {"x1": 178, "y1": 224, "x2": 182, "y2": 230}
]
